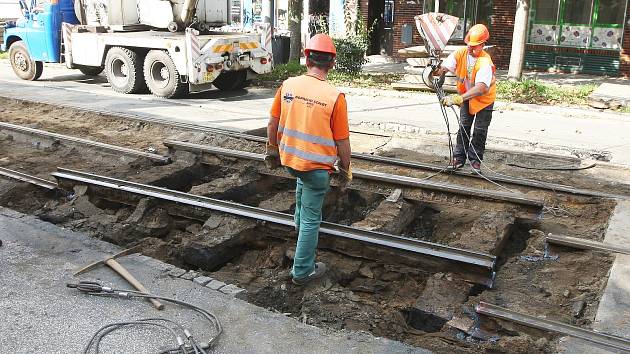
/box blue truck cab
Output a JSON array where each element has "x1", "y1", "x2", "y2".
[{"x1": 2, "y1": 0, "x2": 78, "y2": 80}]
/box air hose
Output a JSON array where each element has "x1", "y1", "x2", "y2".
[{"x1": 67, "y1": 281, "x2": 222, "y2": 354}]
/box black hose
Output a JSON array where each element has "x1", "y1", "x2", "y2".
[
  {"x1": 68, "y1": 281, "x2": 221, "y2": 353},
  {"x1": 84, "y1": 321, "x2": 180, "y2": 354},
  {"x1": 506, "y1": 162, "x2": 596, "y2": 171}
]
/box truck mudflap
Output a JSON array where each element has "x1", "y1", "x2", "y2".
[{"x1": 185, "y1": 28, "x2": 272, "y2": 85}]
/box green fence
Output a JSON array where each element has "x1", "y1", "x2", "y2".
[{"x1": 525, "y1": 50, "x2": 620, "y2": 75}]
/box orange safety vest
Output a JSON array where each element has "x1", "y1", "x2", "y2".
[
  {"x1": 454, "y1": 48, "x2": 496, "y2": 115},
  {"x1": 277, "y1": 74, "x2": 341, "y2": 171}
]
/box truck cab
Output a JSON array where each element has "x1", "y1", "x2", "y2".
[
  {"x1": 3, "y1": 0, "x2": 273, "y2": 97},
  {"x1": 2, "y1": 0, "x2": 79, "y2": 80}
]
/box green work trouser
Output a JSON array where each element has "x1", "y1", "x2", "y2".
[{"x1": 287, "y1": 167, "x2": 330, "y2": 279}]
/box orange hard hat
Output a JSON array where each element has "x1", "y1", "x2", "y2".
[
  {"x1": 465, "y1": 24, "x2": 490, "y2": 46},
  {"x1": 305, "y1": 33, "x2": 336, "y2": 56}
]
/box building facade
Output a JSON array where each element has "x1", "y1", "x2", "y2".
[{"x1": 359, "y1": 0, "x2": 630, "y2": 77}]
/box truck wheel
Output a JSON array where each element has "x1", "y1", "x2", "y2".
[
  {"x1": 143, "y1": 50, "x2": 188, "y2": 98},
  {"x1": 105, "y1": 47, "x2": 146, "y2": 94},
  {"x1": 9, "y1": 41, "x2": 43, "y2": 81},
  {"x1": 212, "y1": 70, "x2": 248, "y2": 91},
  {"x1": 78, "y1": 65, "x2": 104, "y2": 76}
]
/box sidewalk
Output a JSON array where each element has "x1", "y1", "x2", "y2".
[
  {"x1": 362, "y1": 54, "x2": 630, "y2": 109},
  {"x1": 0, "y1": 207, "x2": 424, "y2": 353},
  {"x1": 362, "y1": 54, "x2": 628, "y2": 86}
]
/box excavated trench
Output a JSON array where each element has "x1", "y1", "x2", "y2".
[{"x1": 0, "y1": 103, "x2": 622, "y2": 353}]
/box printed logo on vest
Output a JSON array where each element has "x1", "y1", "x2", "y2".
[{"x1": 283, "y1": 92, "x2": 294, "y2": 103}]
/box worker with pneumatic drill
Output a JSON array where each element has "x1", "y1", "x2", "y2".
[
  {"x1": 264, "y1": 34, "x2": 353, "y2": 286},
  {"x1": 434, "y1": 24, "x2": 497, "y2": 173}
]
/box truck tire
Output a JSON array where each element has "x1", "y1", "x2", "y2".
[
  {"x1": 143, "y1": 50, "x2": 188, "y2": 98},
  {"x1": 9, "y1": 41, "x2": 43, "y2": 81},
  {"x1": 104, "y1": 47, "x2": 146, "y2": 94},
  {"x1": 78, "y1": 65, "x2": 104, "y2": 76},
  {"x1": 212, "y1": 70, "x2": 248, "y2": 91}
]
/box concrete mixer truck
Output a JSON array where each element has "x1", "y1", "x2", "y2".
[{"x1": 2, "y1": 0, "x2": 272, "y2": 97}]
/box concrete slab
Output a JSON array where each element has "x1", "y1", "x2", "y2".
[
  {"x1": 0, "y1": 207, "x2": 427, "y2": 353},
  {"x1": 560, "y1": 200, "x2": 630, "y2": 353},
  {"x1": 588, "y1": 83, "x2": 630, "y2": 109}
]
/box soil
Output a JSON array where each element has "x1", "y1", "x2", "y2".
[{"x1": 0, "y1": 97, "x2": 625, "y2": 353}]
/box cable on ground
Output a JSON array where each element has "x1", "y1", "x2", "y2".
[
  {"x1": 506, "y1": 162, "x2": 596, "y2": 171},
  {"x1": 67, "y1": 281, "x2": 221, "y2": 354}
]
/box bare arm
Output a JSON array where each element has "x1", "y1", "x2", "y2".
[
  {"x1": 335, "y1": 138, "x2": 351, "y2": 171},
  {"x1": 267, "y1": 116, "x2": 280, "y2": 146},
  {"x1": 461, "y1": 82, "x2": 489, "y2": 101}
]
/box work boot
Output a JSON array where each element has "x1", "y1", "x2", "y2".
[
  {"x1": 292, "y1": 262, "x2": 327, "y2": 286},
  {"x1": 470, "y1": 160, "x2": 482, "y2": 173},
  {"x1": 446, "y1": 158, "x2": 465, "y2": 171}
]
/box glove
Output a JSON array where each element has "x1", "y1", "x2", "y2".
[
  {"x1": 441, "y1": 94, "x2": 464, "y2": 107},
  {"x1": 264, "y1": 143, "x2": 281, "y2": 169},
  {"x1": 332, "y1": 164, "x2": 352, "y2": 190},
  {"x1": 431, "y1": 63, "x2": 443, "y2": 77}
]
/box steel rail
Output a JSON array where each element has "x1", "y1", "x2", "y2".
[
  {"x1": 476, "y1": 302, "x2": 630, "y2": 352},
  {"x1": 0, "y1": 167, "x2": 58, "y2": 190},
  {"x1": 0, "y1": 122, "x2": 170, "y2": 164},
  {"x1": 0, "y1": 96, "x2": 269, "y2": 143},
  {"x1": 52, "y1": 168, "x2": 496, "y2": 286},
  {"x1": 546, "y1": 233, "x2": 630, "y2": 256},
  {"x1": 351, "y1": 153, "x2": 627, "y2": 200},
  {"x1": 353, "y1": 170, "x2": 542, "y2": 207},
  {"x1": 164, "y1": 140, "x2": 544, "y2": 208},
  {"x1": 8, "y1": 96, "x2": 623, "y2": 200}
]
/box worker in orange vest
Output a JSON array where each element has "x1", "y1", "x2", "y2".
[
  {"x1": 265, "y1": 33, "x2": 352, "y2": 285},
  {"x1": 434, "y1": 24, "x2": 496, "y2": 173}
]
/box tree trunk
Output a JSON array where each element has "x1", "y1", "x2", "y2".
[
  {"x1": 344, "y1": 0, "x2": 358, "y2": 36},
  {"x1": 507, "y1": 0, "x2": 530, "y2": 81},
  {"x1": 288, "y1": 0, "x2": 303, "y2": 61}
]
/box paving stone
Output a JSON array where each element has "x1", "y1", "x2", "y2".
[
  {"x1": 258, "y1": 191, "x2": 295, "y2": 212},
  {"x1": 180, "y1": 270, "x2": 199, "y2": 280},
  {"x1": 351, "y1": 199, "x2": 418, "y2": 235},
  {"x1": 415, "y1": 277, "x2": 473, "y2": 320},
  {"x1": 182, "y1": 215, "x2": 257, "y2": 270},
  {"x1": 220, "y1": 284, "x2": 246, "y2": 296},
  {"x1": 166, "y1": 267, "x2": 187, "y2": 277},
  {"x1": 193, "y1": 276, "x2": 213, "y2": 286},
  {"x1": 206, "y1": 280, "x2": 226, "y2": 290}
]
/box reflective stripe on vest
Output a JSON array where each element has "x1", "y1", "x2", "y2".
[
  {"x1": 454, "y1": 48, "x2": 497, "y2": 115},
  {"x1": 279, "y1": 142, "x2": 337, "y2": 164},
  {"x1": 278, "y1": 124, "x2": 336, "y2": 147},
  {"x1": 277, "y1": 74, "x2": 341, "y2": 171}
]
